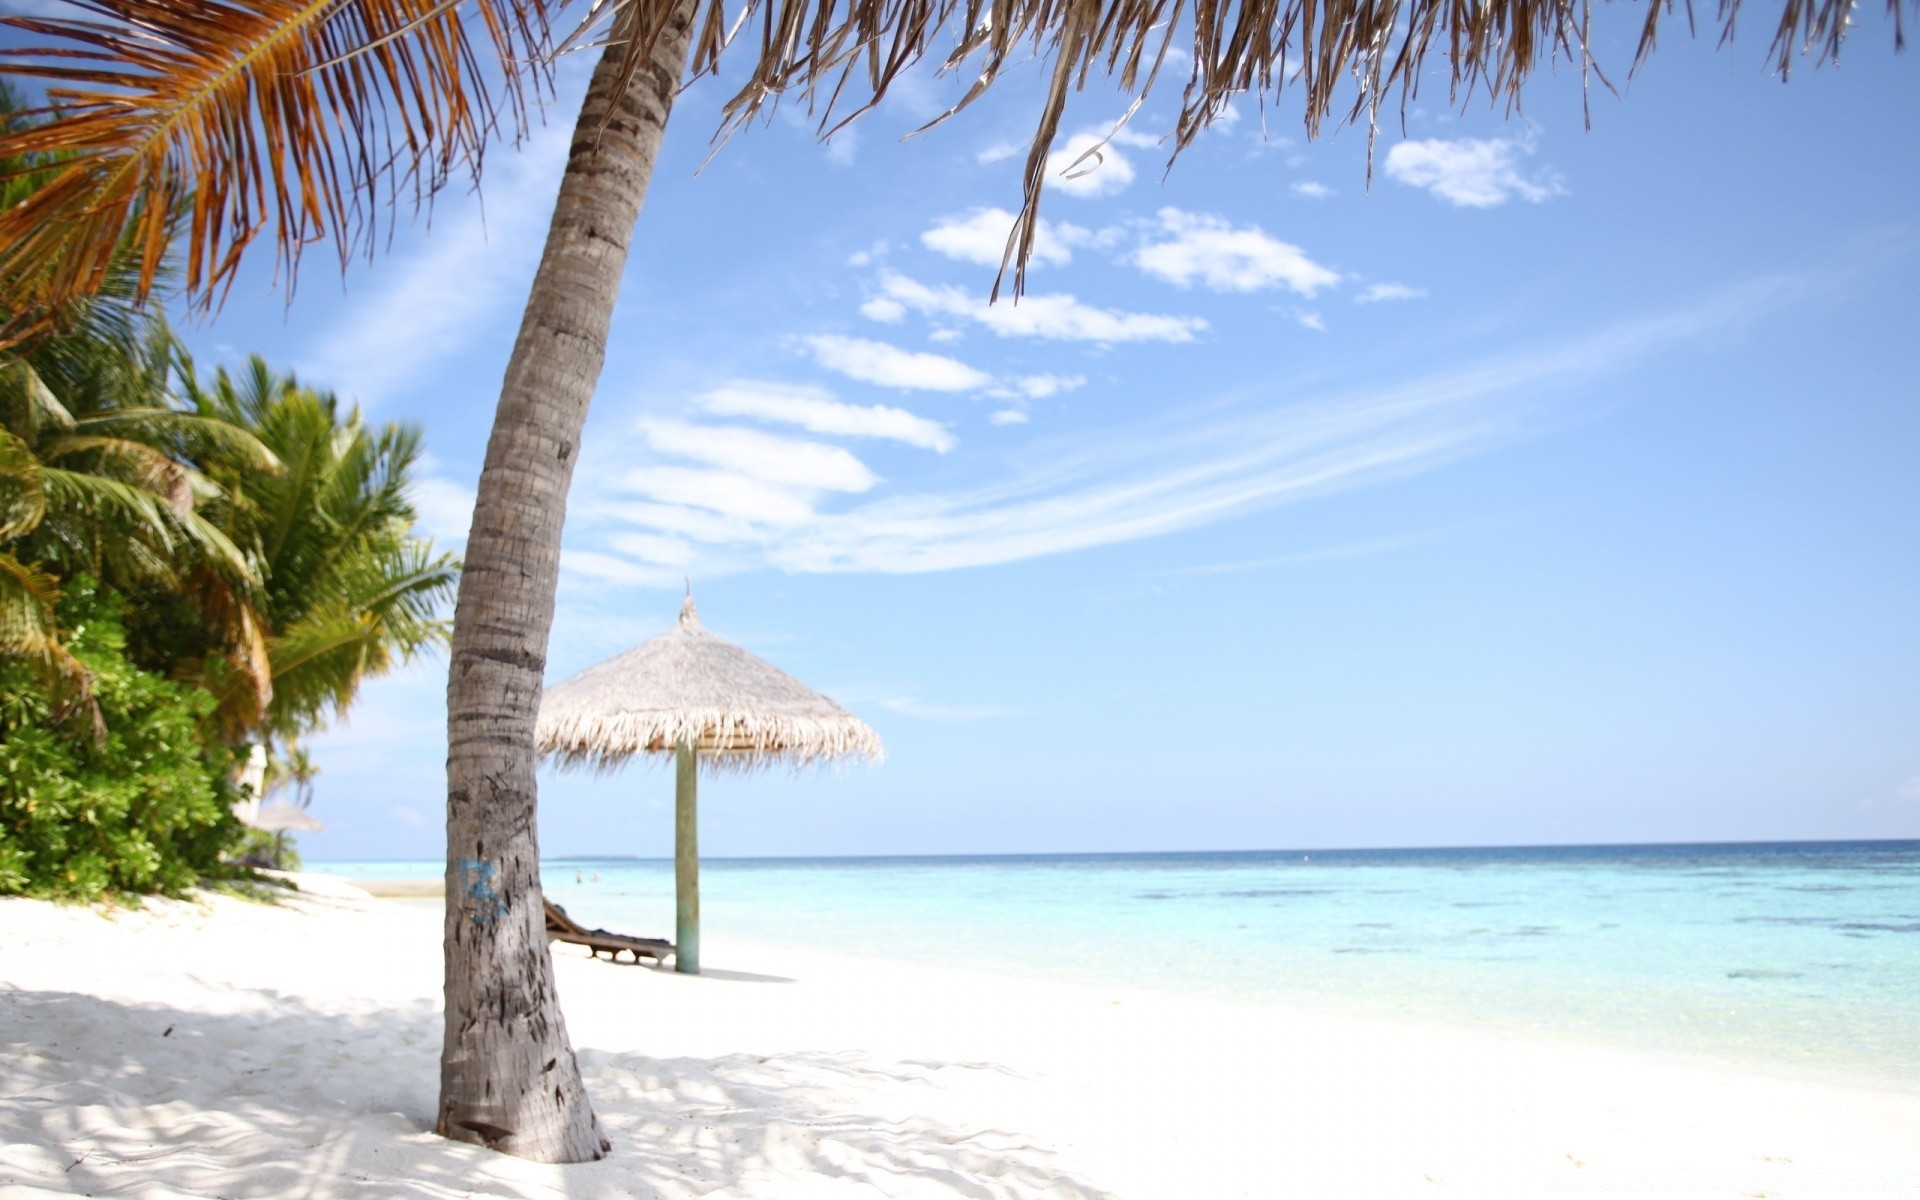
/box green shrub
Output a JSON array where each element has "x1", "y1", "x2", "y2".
[{"x1": 0, "y1": 580, "x2": 243, "y2": 899}]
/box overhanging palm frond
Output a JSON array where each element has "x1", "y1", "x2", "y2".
[
  {"x1": 235, "y1": 537, "x2": 455, "y2": 737},
  {"x1": 73, "y1": 408, "x2": 284, "y2": 476},
  {"x1": 0, "y1": 428, "x2": 49, "y2": 540},
  {"x1": 671, "y1": 0, "x2": 1907, "y2": 296},
  {"x1": 4, "y1": 0, "x2": 1906, "y2": 323},
  {"x1": 36, "y1": 465, "x2": 180, "y2": 543},
  {"x1": 0, "y1": 547, "x2": 101, "y2": 736},
  {"x1": 0, "y1": 359, "x2": 76, "y2": 444},
  {"x1": 0, "y1": 0, "x2": 556, "y2": 344}
]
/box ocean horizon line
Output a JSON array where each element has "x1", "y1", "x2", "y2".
[{"x1": 309, "y1": 834, "x2": 1920, "y2": 868}]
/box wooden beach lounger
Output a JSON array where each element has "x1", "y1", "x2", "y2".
[{"x1": 543, "y1": 899, "x2": 673, "y2": 965}]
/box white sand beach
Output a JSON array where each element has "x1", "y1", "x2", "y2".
[{"x1": 2, "y1": 879, "x2": 1916, "y2": 1200}]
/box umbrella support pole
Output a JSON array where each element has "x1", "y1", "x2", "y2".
[{"x1": 674, "y1": 742, "x2": 700, "y2": 974}]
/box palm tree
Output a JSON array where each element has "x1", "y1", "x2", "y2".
[
  {"x1": 167, "y1": 357, "x2": 459, "y2": 744},
  {"x1": 262, "y1": 741, "x2": 320, "y2": 866},
  {"x1": 0, "y1": 328, "x2": 274, "y2": 730},
  {"x1": 0, "y1": 81, "x2": 275, "y2": 729},
  {"x1": 0, "y1": 0, "x2": 1902, "y2": 1164}
]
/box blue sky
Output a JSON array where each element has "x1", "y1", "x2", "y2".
[{"x1": 142, "y1": 9, "x2": 1918, "y2": 860}]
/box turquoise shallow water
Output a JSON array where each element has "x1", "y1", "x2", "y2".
[{"x1": 318, "y1": 841, "x2": 1920, "y2": 1089}]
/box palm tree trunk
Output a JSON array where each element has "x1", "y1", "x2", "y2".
[{"x1": 438, "y1": 4, "x2": 695, "y2": 1163}]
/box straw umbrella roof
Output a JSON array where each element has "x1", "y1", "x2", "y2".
[
  {"x1": 536, "y1": 595, "x2": 883, "y2": 773},
  {"x1": 247, "y1": 802, "x2": 326, "y2": 833}
]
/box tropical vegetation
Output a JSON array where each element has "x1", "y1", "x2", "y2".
[
  {"x1": 0, "y1": 578, "x2": 242, "y2": 899},
  {"x1": 0, "y1": 86, "x2": 457, "y2": 898},
  {"x1": 0, "y1": 0, "x2": 1904, "y2": 1164}
]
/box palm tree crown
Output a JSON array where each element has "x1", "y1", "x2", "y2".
[{"x1": 168, "y1": 358, "x2": 459, "y2": 742}]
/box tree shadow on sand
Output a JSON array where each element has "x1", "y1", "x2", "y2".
[{"x1": 0, "y1": 988, "x2": 1116, "y2": 1200}]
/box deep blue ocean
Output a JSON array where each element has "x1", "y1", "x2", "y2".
[{"x1": 316, "y1": 840, "x2": 1920, "y2": 1089}]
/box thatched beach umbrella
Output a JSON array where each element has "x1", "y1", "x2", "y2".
[
  {"x1": 536, "y1": 593, "x2": 881, "y2": 973},
  {"x1": 248, "y1": 802, "x2": 325, "y2": 833}
]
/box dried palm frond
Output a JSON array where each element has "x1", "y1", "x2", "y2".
[
  {"x1": 654, "y1": 0, "x2": 1905, "y2": 297},
  {"x1": 2, "y1": 0, "x2": 1904, "y2": 329},
  {"x1": 0, "y1": 0, "x2": 555, "y2": 346}
]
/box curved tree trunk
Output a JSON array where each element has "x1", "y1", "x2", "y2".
[{"x1": 438, "y1": 3, "x2": 695, "y2": 1163}]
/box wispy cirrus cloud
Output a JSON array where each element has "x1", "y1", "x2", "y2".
[
  {"x1": 799, "y1": 334, "x2": 993, "y2": 391},
  {"x1": 637, "y1": 419, "x2": 879, "y2": 493},
  {"x1": 865, "y1": 272, "x2": 1206, "y2": 344},
  {"x1": 698, "y1": 382, "x2": 955, "y2": 452},
  {"x1": 617, "y1": 466, "x2": 820, "y2": 527},
  {"x1": 562, "y1": 548, "x2": 689, "y2": 588},
  {"x1": 299, "y1": 119, "x2": 571, "y2": 406},
  {"x1": 565, "y1": 272, "x2": 1810, "y2": 583},
  {"x1": 1356, "y1": 283, "x2": 1429, "y2": 304}
]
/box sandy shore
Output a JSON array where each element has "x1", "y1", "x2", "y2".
[{"x1": 2, "y1": 879, "x2": 1916, "y2": 1200}]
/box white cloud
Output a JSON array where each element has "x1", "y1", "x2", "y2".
[
  {"x1": 587, "y1": 501, "x2": 763, "y2": 545},
  {"x1": 606, "y1": 532, "x2": 696, "y2": 567},
  {"x1": 300, "y1": 119, "x2": 570, "y2": 405},
  {"x1": 561, "y1": 549, "x2": 688, "y2": 587},
  {"x1": 1011, "y1": 374, "x2": 1085, "y2": 399},
  {"x1": 824, "y1": 126, "x2": 860, "y2": 167},
  {"x1": 921, "y1": 208, "x2": 1091, "y2": 267},
  {"x1": 1385, "y1": 136, "x2": 1565, "y2": 208},
  {"x1": 617, "y1": 466, "x2": 819, "y2": 527},
  {"x1": 1356, "y1": 283, "x2": 1428, "y2": 304},
  {"x1": 800, "y1": 334, "x2": 993, "y2": 391},
  {"x1": 1046, "y1": 131, "x2": 1137, "y2": 198},
  {"x1": 1133, "y1": 209, "x2": 1342, "y2": 297},
  {"x1": 697, "y1": 382, "x2": 955, "y2": 452},
  {"x1": 638, "y1": 419, "x2": 878, "y2": 493},
  {"x1": 976, "y1": 139, "x2": 1024, "y2": 165},
  {"x1": 860, "y1": 296, "x2": 908, "y2": 323},
  {"x1": 1291, "y1": 181, "x2": 1335, "y2": 200},
  {"x1": 1292, "y1": 310, "x2": 1327, "y2": 332},
  {"x1": 928, "y1": 329, "x2": 963, "y2": 343},
  {"x1": 1109, "y1": 128, "x2": 1164, "y2": 150},
  {"x1": 564, "y1": 272, "x2": 1807, "y2": 582},
  {"x1": 869, "y1": 272, "x2": 1206, "y2": 344},
  {"x1": 988, "y1": 409, "x2": 1032, "y2": 426},
  {"x1": 407, "y1": 461, "x2": 476, "y2": 547}
]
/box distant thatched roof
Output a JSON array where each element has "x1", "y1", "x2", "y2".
[
  {"x1": 536, "y1": 595, "x2": 883, "y2": 773},
  {"x1": 244, "y1": 802, "x2": 325, "y2": 833}
]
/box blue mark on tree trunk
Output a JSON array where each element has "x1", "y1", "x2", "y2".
[{"x1": 458, "y1": 859, "x2": 508, "y2": 927}]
